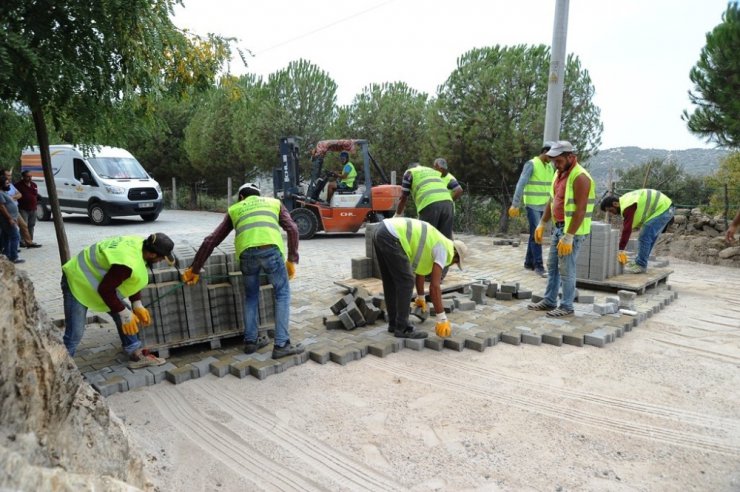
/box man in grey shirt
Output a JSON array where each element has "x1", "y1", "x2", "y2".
[{"x1": 0, "y1": 174, "x2": 24, "y2": 263}]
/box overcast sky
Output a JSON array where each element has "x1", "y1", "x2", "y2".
[{"x1": 172, "y1": 0, "x2": 729, "y2": 151}]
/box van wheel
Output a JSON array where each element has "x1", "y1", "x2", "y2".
[
  {"x1": 36, "y1": 200, "x2": 52, "y2": 221},
  {"x1": 140, "y1": 213, "x2": 159, "y2": 222},
  {"x1": 88, "y1": 203, "x2": 111, "y2": 226},
  {"x1": 290, "y1": 207, "x2": 318, "y2": 240}
]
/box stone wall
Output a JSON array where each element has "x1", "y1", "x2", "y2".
[{"x1": 0, "y1": 259, "x2": 149, "y2": 491}]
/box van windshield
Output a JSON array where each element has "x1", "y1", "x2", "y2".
[{"x1": 88, "y1": 157, "x2": 149, "y2": 179}]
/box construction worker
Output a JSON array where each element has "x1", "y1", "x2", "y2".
[
  {"x1": 61, "y1": 233, "x2": 174, "y2": 368},
  {"x1": 373, "y1": 217, "x2": 468, "y2": 339},
  {"x1": 599, "y1": 189, "x2": 674, "y2": 274},
  {"x1": 326, "y1": 151, "x2": 357, "y2": 202},
  {"x1": 508, "y1": 143, "x2": 554, "y2": 277},
  {"x1": 432, "y1": 157, "x2": 464, "y2": 203},
  {"x1": 183, "y1": 182, "x2": 304, "y2": 359},
  {"x1": 395, "y1": 163, "x2": 454, "y2": 240},
  {"x1": 528, "y1": 141, "x2": 595, "y2": 317}
]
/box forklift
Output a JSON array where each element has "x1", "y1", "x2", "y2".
[{"x1": 273, "y1": 137, "x2": 402, "y2": 239}]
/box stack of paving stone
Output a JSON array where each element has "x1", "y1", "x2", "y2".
[
  {"x1": 576, "y1": 221, "x2": 622, "y2": 281},
  {"x1": 138, "y1": 243, "x2": 276, "y2": 356},
  {"x1": 325, "y1": 289, "x2": 384, "y2": 330}
]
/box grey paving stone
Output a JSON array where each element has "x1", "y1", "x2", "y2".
[
  {"x1": 501, "y1": 332, "x2": 521, "y2": 345},
  {"x1": 165, "y1": 365, "x2": 194, "y2": 385},
  {"x1": 403, "y1": 338, "x2": 426, "y2": 351},
  {"x1": 542, "y1": 332, "x2": 563, "y2": 346},
  {"x1": 424, "y1": 337, "x2": 445, "y2": 351},
  {"x1": 146, "y1": 362, "x2": 177, "y2": 384},
  {"x1": 329, "y1": 347, "x2": 363, "y2": 365},
  {"x1": 521, "y1": 333, "x2": 542, "y2": 345},
  {"x1": 442, "y1": 336, "x2": 465, "y2": 352}
]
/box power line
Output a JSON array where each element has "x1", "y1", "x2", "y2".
[{"x1": 256, "y1": 0, "x2": 396, "y2": 55}]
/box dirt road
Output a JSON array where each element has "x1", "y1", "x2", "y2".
[{"x1": 108, "y1": 256, "x2": 740, "y2": 491}]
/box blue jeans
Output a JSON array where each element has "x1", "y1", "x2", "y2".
[
  {"x1": 524, "y1": 206, "x2": 545, "y2": 270},
  {"x1": 544, "y1": 226, "x2": 586, "y2": 312},
  {"x1": 61, "y1": 274, "x2": 142, "y2": 356},
  {"x1": 239, "y1": 246, "x2": 291, "y2": 346},
  {"x1": 636, "y1": 207, "x2": 675, "y2": 268},
  {"x1": 1, "y1": 223, "x2": 20, "y2": 261}
]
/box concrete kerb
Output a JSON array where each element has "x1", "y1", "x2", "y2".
[{"x1": 20, "y1": 212, "x2": 679, "y2": 396}]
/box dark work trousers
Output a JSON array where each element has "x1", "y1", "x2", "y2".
[
  {"x1": 419, "y1": 200, "x2": 454, "y2": 240},
  {"x1": 373, "y1": 222, "x2": 415, "y2": 331}
]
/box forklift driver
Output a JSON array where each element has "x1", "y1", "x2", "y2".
[{"x1": 326, "y1": 151, "x2": 357, "y2": 202}]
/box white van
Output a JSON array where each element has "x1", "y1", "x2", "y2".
[{"x1": 21, "y1": 145, "x2": 164, "y2": 225}]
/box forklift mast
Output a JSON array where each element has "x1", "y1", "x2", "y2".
[{"x1": 273, "y1": 137, "x2": 301, "y2": 211}]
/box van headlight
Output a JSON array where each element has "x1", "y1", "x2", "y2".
[
  {"x1": 156, "y1": 185, "x2": 162, "y2": 193},
  {"x1": 105, "y1": 185, "x2": 126, "y2": 194}
]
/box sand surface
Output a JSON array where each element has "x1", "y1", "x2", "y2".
[{"x1": 108, "y1": 258, "x2": 740, "y2": 491}]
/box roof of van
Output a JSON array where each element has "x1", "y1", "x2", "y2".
[{"x1": 22, "y1": 145, "x2": 134, "y2": 158}]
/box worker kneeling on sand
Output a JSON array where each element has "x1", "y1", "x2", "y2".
[
  {"x1": 62, "y1": 233, "x2": 174, "y2": 369},
  {"x1": 373, "y1": 217, "x2": 468, "y2": 339},
  {"x1": 183, "y1": 182, "x2": 304, "y2": 359},
  {"x1": 599, "y1": 189, "x2": 674, "y2": 274}
]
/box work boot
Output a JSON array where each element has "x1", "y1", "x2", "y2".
[
  {"x1": 244, "y1": 335, "x2": 270, "y2": 354},
  {"x1": 394, "y1": 327, "x2": 428, "y2": 339},
  {"x1": 128, "y1": 349, "x2": 166, "y2": 369},
  {"x1": 272, "y1": 342, "x2": 305, "y2": 359},
  {"x1": 534, "y1": 267, "x2": 547, "y2": 278},
  {"x1": 625, "y1": 263, "x2": 646, "y2": 274}
]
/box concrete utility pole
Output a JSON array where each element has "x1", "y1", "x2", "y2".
[{"x1": 543, "y1": 0, "x2": 570, "y2": 144}]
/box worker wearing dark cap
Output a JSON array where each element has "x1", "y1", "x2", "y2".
[
  {"x1": 326, "y1": 151, "x2": 357, "y2": 202},
  {"x1": 61, "y1": 233, "x2": 175, "y2": 368}
]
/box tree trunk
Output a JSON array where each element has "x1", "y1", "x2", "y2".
[
  {"x1": 189, "y1": 182, "x2": 198, "y2": 209},
  {"x1": 31, "y1": 104, "x2": 70, "y2": 265}
]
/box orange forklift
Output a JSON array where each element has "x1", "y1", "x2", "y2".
[{"x1": 273, "y1": 137, "x2": 402, "y2": 239}]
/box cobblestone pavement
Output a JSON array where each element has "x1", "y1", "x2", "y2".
[{"x1": 18, "y1": 210, "x2": 676, "y2": 396}]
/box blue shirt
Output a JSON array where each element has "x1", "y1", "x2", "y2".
[{"x1": 0, "y1": 190, "x2": 19, "y2": 220}]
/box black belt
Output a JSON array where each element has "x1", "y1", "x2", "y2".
[
  {"x1": 554, "y1": 221, "x2": 565, "y2": 228},
  {"x1": 248, "y1": 244, "x2": 274, "y2": 250}
]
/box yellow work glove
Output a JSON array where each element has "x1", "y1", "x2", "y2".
[
  {"x1": 508, "y1": 206, "x2": 520, "y2": 218},
  {"x1": 534, "y1": 222, "x2": 545, "y2": 244},
  {"x1": 286, "y1": 261, "x2": 296, "y2": 280},
  {"x1": 414, "y1": 296, "x2": 428, "y2": 314},
  {"x1": 119, "y1": 308, "x2": 139, "y2": 336},
  {"x1": 435, "y1": 314, "x2": 451, "y2": 337},
  {"x1": 557, "y1": 233, "x2": 574, "y2": 256},
  {"x1": 617, "y1": 250, "x2": 628, "y2": 265},
  {"x1": 182, "y1": 267, "x2": 200, "y2": 286},
  {"x1": 132, "y1": 300, "x2": 151, "y2": 326}
]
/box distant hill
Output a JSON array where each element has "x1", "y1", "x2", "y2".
[{"x1": 582, "y1": 147, "x2": 731, "y2": 187}]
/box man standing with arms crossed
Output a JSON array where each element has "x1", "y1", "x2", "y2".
[
  {"x1": 183, "y1": 182, "x2": 304, "y2": 359},
  {"x1": 509, "y1": 143, "x2": 554, "y2": 277},
  {"x1": 527, "y1": 141, "x2": 595, "y2": 317}
]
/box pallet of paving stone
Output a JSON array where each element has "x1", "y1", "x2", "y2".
[
  {"x1": 576, "y1": 268, "x2": 673, "y2": 295},
  {"x1": 335, "y1": 272, "x2": 474, "y2": 297},
  {"x1": 141, "y1": 329, "x2": 244, "y2": 358}
]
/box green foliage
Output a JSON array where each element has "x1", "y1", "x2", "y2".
[
  {"x1": 706, "y1": 151, "x2": 740, "y2": 212},
  {"x1": 331, "y1": 82, "x2": 429, "y2": 178},
  {"x1": 0, "y1": 103, "x2": 33, "y2": 166},
  {"x1": 683, "y1": 3, "x2": 740, "y2": 148},
  {"x1": 615, "y1": 157, "x2": 712, "y2": 207},
  {"x1": 428, "y1": 44, "x2": 602, "y2": 231}
]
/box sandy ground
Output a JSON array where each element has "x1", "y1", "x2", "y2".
[{"x1": 108, "y1": 257, "x2": 740, "y2": 492}]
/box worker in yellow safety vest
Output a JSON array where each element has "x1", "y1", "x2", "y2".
[
  {"x1": 326, "y1": 151, "x2": 357, "y2": 202},
  {"x1": 508, "y1": 143, "x2": 555, "y2": 277},
  {"x1": 395, "y1": 163, "x2": 455, "y2": 240},
  {"x1": 527, "y1": 141, "x2": 595, "y2": 318},
  {"x1": 373, "y1": 217, "x2": 468, "y2": 339},
  {"x1": 183, "y1": 182, "x2": 304, "y2": 359},
  {"x1": 599, "y1": 189, "x2": 674, "y2": 274},
  {"x1": 62, "y1": 233, "x2": 175, "y2": 368}
]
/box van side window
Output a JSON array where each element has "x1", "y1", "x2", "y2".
[{"x1": 74, "y1": 159, "x2": 97, "y2": 186}]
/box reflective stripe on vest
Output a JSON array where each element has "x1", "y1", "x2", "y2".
[
  {"x1": 619, "y1": 189, "x2": 672, "y2": 228},
  {"x1": 551, "y1": 163, "x2": 595, "y2": 236},
  {"x1": 409, "y1": 166, "x2": 452, "y2": 212},
  {"x1": 62, "y1": 236, "x2": 149, "y2": 312},
  {"x1": 340, "y1": 162, "x2": 357, "y2": 187},
  {"x1": 523, "y1": 156, "x2": 554, "y2": 206},
  {"x1": 229, "y1": 196, "x2": 286, "y2": 260},
  {"x1": 388, "y1": 217, "x2": 454, "y2": 275}
]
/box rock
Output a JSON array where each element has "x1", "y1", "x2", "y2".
[
  {"x1": 673, "y1": 215, "x2": 687, "y2": 225},
  {"x1": 719, "y1": 246, "x2": 740, "y2": 259},
  {"x1": 0, "y1": 258, "x2": 148, "y2": 490}
]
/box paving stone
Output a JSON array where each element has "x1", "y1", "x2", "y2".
[
  {"x1": 521, "y1": 333, "x2": 542, "y2": 345},
  {"x1": 404, "y1": 338, "x2": 426, "y2": 351},
  {"x1": 120, "y1": 369, "x2": 152, "y2": 390},
  {"x1": 367, "y1": 339, "x2": 401, "y2": 357},
  {"x1": 442, "y1": 336, "x2": 465, "y2": 352},
  {"x1": 463, "y1": 337, "x2": 486, "y2": 352},
  {"x1": 165, "y1": 365, "x2": 194, "y2": 385},
  {"x1": 542, "y1": 332, "x2": 563, "y2": 346},
  {"x1": 329, "y1": 347, "x2": 363, "y2": 365},
  {"x1": 501, "y1": 332, "x2": 521, "y2": 345},
  {"x1": 562, "y1": 333, "x2": 584, "y2": 347},
  {"x1": 209, "y1": 358, "x2": 232, "y2": 377},
  {"x1": 146, "y1": 362, "x2": 177, "y2": 384},
  {"x1": 191, "y1": 356, "x2": 218, "y2": 378},
  {"x1": 248, "y1": 359, "x2": 281, "y2": 380},
  {"x1": 584, "y1": 331, "x2": 607, "y2": 348},
  {"x1": 495, "y1": 292, "x2": 513, "y2": 301},
  {"x1": 514, "y1": 290, "x2": 532, "y2": 300},
  {"x1": 93, "y1": 376, "x2": 128, "y2": 397},
  {"x1": 474, "y1": 331, "x2": 500, "y2": 347},
  {"x1": 424, "y1": 337, "x2": 445, "y2": 351}
]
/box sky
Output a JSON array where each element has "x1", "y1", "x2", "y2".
[{"x1": 172, "y1": 0, "x2": 730, "y2": 151}]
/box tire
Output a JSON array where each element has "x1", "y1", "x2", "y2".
[
  {"x1": 88, "y1": 203, "x2": 111, "y2": 226},
  {"x1": 36, "y1": 200, "x2": 52, "y2": 221},
  {"x1": 290, "y1": 207, "x2": 318, "y2": 240},
  {"x1": 140, "y1": 213, "x2": 159, "y2": 222}
]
